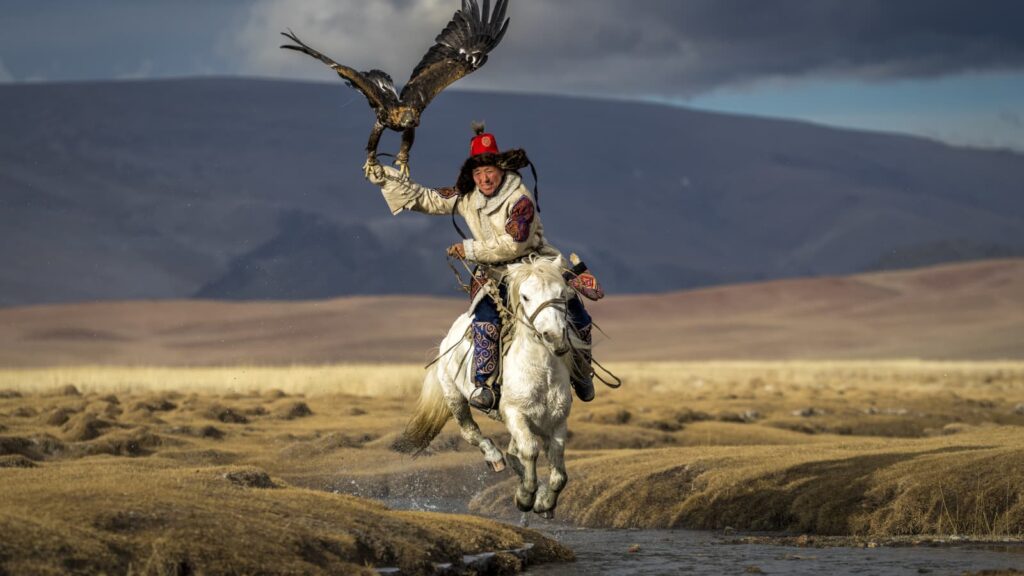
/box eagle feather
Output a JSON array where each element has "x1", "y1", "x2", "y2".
[{"x1": 280, "y1": 0, "x2": 510, "y2": 172}]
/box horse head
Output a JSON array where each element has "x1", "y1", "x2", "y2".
[{"x1": 505, "y1": 256, "x2": 573, "y2": 355}]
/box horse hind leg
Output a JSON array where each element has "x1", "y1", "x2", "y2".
[
  {"x1": 533, "y1": 424, "x2": 568, "y2": 519},
  {"x1": 448, "y1": 398, "x2": 505, "y2": 472}
]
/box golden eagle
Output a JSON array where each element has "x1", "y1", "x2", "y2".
[{"x1": 280, "y1": 0, "x2": 510, "y2": 178}]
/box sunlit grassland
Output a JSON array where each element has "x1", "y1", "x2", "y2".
[
  {"x1": 2, "y1": 360, "x2": 1022, "y2": 398},
  {"x1": 0, "y1": 364, "x2": 426, "y2": 397},
  {"x1": 3, "y1": 359, "x2": 1024, "y2": 552}
]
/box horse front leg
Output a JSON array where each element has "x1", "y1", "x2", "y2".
[
  {"x1": 505, "y1": 413, "x2": 539, "y2": 512},
  {"x1": 448, "y1": 396, "x2": 505, "y2": 472},
  {"x1": 533, "y1": 423, "x2": 568, "y2": 519}
]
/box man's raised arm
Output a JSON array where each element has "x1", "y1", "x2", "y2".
[{"x1": 365, "y1": 161, "x2": 458, "y2": 216}]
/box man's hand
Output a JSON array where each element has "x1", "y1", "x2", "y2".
[
  {"x1": 446, "y1": 242, "x2": 466, "y2": 260},
  {"x1": 363, "y1": 158, "x2": 386, "y2": 185}
]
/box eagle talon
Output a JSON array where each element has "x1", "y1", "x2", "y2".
[
  {"x1": 364, "y1": 157, "x2": 385, "y2": 184},
  {"x1": 394, "y1": 158, "x2": 411, "y2": 180}
]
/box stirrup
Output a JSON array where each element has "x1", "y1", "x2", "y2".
[{"x1": 469, "y1": 385, "x2": 499, "y2": 413}]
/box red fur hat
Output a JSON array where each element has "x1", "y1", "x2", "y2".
[
  {"x1": 470, "y1": 129, "x2": 500, "y2": 156},
  {"x1": 456, "y1": 122, "x2": 531, "y2": 195}
]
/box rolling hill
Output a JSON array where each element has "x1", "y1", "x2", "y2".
[{"x1": 1, "y1": 78, "x2": 1023, "y2": 306}]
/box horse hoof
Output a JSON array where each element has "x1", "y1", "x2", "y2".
[
  {"x1": 537, "y1": 510, "x2": 554, "y2": 520},
  {"x1": 486, "y1": 457, "x2": 506, "y2": 473}
]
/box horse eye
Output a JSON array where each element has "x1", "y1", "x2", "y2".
[{"x1": 522, "y1": 295, "x2": 530, "y2": 303}]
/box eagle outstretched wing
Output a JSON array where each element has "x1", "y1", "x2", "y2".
[
  {"x1": 400, "y1": 0, "x2": 510, "y2": 109},
  {"x1": 280, "y1": 30, "x2": 400, "y2": 111}
]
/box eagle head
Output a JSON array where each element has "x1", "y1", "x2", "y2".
[{"x1": 391, "y1": 107, "x2": 419, "y2": 129}]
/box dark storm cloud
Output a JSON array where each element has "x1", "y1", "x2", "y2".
[
  {"x1": 3, "y1": 0, "x2": 1023, "y2": 96},
  {"x1": 472, "y1": 0, "x2": 1024, "y2": 96},
  {"x1": 681, "y1": 0, "x2": 1024, "y2": 84}
]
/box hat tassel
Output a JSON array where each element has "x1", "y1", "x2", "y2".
[{"x1": 528, "y1": 159, "x2": 540, "y2": 213}]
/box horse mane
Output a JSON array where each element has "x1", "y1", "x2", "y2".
[{"x1": 503, "y1": 255, "x2": 565, "y2": 311}]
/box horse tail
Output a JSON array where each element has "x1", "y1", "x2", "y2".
[{"x1": 391, "y1": 368, "x2": 451, "y2": 455}]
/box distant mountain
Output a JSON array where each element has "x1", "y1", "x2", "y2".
[{"x1": 1, "y1": 78, "x2": 1023, "y2": 306}]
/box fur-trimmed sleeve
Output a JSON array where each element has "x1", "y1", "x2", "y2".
[{"x1": 378, "y1": 166, "x2": 458, "y2": 216}]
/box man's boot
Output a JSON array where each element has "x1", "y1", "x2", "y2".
[
  {"x1": 571, "y1": 324, "x2": 595, "y2": 402},
  {"x1": 469, "y1": 320, "x2": 501, "y2": 411}
]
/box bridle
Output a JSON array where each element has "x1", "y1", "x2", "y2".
[{"x1": 520, "y1": 296, "x2": 571, "y2": 357}]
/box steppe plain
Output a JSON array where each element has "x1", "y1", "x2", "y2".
[{"x1": 2, "y1": 260, "x2": 1023, "y2": 574}]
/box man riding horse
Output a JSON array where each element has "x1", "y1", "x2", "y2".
[{"x1": 365, "y1": 123, "x2": 598, "y2": 411}]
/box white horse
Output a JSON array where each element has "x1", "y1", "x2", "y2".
[{"x1": 393, "y1": 256, "x2": 579, "y2": 518}]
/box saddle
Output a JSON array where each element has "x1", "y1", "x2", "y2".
[{"x1": 468, "y1": 253, "x2": 604, "y2": 302}]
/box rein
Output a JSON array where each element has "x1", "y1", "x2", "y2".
[
  {"x1": 526, "y1": 297, "x2": 567, "y2": 326},
  {"x1": 524, "y1": 297, "x2": 571, "y2": 356},
  {"x1": 451, "y1": 193, "x2": 468, "y2": 240}
]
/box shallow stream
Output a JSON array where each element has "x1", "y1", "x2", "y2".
[
  {"x1": 385, "y1": 498, "x2": 1023, "y2": 575},
  {"x1": 527, "y1": 527, "x2": 1023, "y2": 575}
]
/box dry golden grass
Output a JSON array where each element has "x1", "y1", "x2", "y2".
[
  {"x1": 1, "y1": 459, "x2": 568, "y2": 575},
  {"x1": 0, "y1": 364, "x2": 425, "y2": 397},
  {"x1": 3, "y1": 360, "x2": 1024, "y2": 573},
  {"x1": 473, "y1": 427, "x2": 1024, "y2": 537},
  {"x1": 0, "y1": 383, "x2": 570, "y2": 575},
  {"x1": 4, "y1": 359, "x2": 1022, "y2": 397}
]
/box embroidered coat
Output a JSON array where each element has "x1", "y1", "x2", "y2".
[{"x1": 377, "y1": 166, "x2": 563, "y2": 269}]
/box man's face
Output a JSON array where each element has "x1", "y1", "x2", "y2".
[{"x1": 473, "y1": 166, "x2": 504, "y2": 197}]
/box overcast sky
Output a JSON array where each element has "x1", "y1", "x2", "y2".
[{"x1": 2, "y1": 0, "x2": 1023, "y2": 150}]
